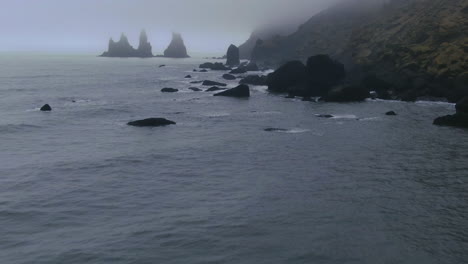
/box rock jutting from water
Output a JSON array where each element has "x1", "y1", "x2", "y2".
[
  {"x1": 202, "y1": 80, "x2": 227, "y2": 87},
  {"x1": 161, "y1": 88, "x2": 179, "y2": 93},
  {"x1": 433, "y1": 97, "x2": 468, "y2": 128},
  {"x1": 222, "y1": 74, "x2": 236, "y2": 80},
  {"x1": 163, "y1": 33, "x2": 190, "y2": 58},
  {"x1": 101, "y1": 30, "x2": 153, "y2": 58},
  {"x1": 239, "y1": 75, "x2": 267, "y2": 86},
  {"x1": 40, "y1": 104, "x2": 52, "y2": 111},
  {"x1": 127, "y1": 118, "x2": 176, "y2": 127},
  {"x1": 226, "y1": 44, "x2": 240, "y2": 66},
  {"x1": 214, "y1": 84, "x2": 250, "y2": 98}
]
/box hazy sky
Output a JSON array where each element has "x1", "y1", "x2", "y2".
[{"x1": 0, "y1": 0, "x2": 339, "y2": 54}]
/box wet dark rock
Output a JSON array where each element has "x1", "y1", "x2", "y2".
[
  {"x1": 161, "y1": 88, "x2": 179, "y2": 93},
  {"x1": 127, "y1": 118, "x2": 176, "y2": 127},
  {"x1": 239, "y1": 75, "x2": 267, "y2": 86},
  {"x1": 264, "y1": 128, "x2": 288, "y2": 132},
  {"x1": 159, "y1": 64, "x2": 166, "y2": 68},
  {"x1": 193, "y1": 69, "x2": 198, "y2": 72},
  {"x1": 222, "y1": 74, "x2": 236, "y2": 80},
  {"x1": 163, "y1": 33, "x2": 190, "y2": 58},
  {"x1": 267, "y1": 61, "x2": 308, "y2": 93},
  {"x1": 40, "y1": 104, "x2": 52, "y2": 111},
  {"x1": 202, "y1": 80, "x2": 227, "y2": 87},
  {"x1": 317, "y1": 114, "x2": 334, "y2": 118},
  {"x1": 229, "y1": 68, "x2": 247, "y2": 74},
  {"x1": 306, "y1": 55, "x2": 346, "y2": 96},
  {"x1": 322, "y1": 85, "x2": 370, "y2": 102},
  {"x1": 433, "y1": 97, "x2": 468, "y2": 128},
  {"x1": 190, "y1": 80, "x2": 203, "y2": 84},
  {"x1": 189, "y1": 87, "x2": 202, "y2": 92},
  {"x1": 205, "y1": 86, "x2": 227, "y2": 92},
  {"x1": 185, "y1": 75, "x2": 192, "y2": 78},
  {"x1": 214, "y1": 84, "x2": 250, "y2": 98},
  {"x1": 226, "y1": 44, "x2": 240, "y2": 66},
  {"x1": 386, "y1": 111, "x2": 397, "y2": 116},
  {"x1": 199, "y1": 62, "x2": 230, "y2": 71},
  {"x1": 199, "y1": 69, "x2": 208, "y2": 72},
  {"x1": 229, "y1": 62, "x2": 259, "y2": 74}
]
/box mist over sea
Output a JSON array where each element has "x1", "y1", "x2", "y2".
[{"x1": 1, "y1": 54, "x2": 468, "y2": 264}]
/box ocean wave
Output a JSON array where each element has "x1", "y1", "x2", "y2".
[{"x1": 0, "y1": 123, "x2": 42, "y2": 133}]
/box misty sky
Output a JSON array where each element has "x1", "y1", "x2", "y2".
[{"x1": 0, "y1": 0, "x2": 339, "y2": 54}]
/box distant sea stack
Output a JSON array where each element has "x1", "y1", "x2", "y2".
[
  {"x1": 226, "y1": 44, "x2": 240, "y2": 66},
  {"x1": 163, "y1": 33, "x2": 190, "y2": 58},
  {"x1": 100, "y1": 30, "x2": 153, "y2": 58}
]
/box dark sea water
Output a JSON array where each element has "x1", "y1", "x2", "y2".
[{"x1": 1, "y1": 54, "x2": 467, "y2": 264}]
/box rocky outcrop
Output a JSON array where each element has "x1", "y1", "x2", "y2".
[
  {"x1": 433, "y1": 97, "x2": 468, "y2": 128},
  {"x1": 161, "y1": 88, "x2": 179, "y2": 93},
  {"x1": 226, "y1": 44, "x2": 240, "y2": 66},
  {"x1": 214, "y1": 84, "x2": 250, "y2": 98},
  {"x1": 205, "y1": 86, "x2": 226, "y2": 92},
  {"x1": 164, "y1": 33, "x2": 190, "y2": 58},
  {"x1": 386, "y1": 111, "x2": 397, "y2": 116},
  {"x1": 321, "y1": 85, "x2": 370, "y2": 102},
  {"x1": 199, "y1": 62, "x2": 230, "y2": 71},
  {"x1": 267, "y1": 55, "x2": 346, "y2": 96},
  {"x1": 222, "y1": 74, "x2": 236, "y2": 80},
  {"x1": 101, "y1": 31, "x2": 154, "y2": 58},
  {"x1": 40, "y1": 104, "x2": 52, "y2": 111},
  {"x1": 127, "y1": 118, "x2": 176, "y2": 127},
  {"x1": 239, "y1": 75, "x2": 267, "y2": 86}
]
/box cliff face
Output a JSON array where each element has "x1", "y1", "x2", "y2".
[
  {"x1": 163, "y1": 33, "x2": 189, "y2": 58},
  {"x1": 248, "y1": 0, "x2": 468, "y2": 101},
  {"x1": 101, "y1": 31, "x2": 153, "y2": 58},
  {"x1": 349, "y1": 0, "x2": 468, "y2": 101}
]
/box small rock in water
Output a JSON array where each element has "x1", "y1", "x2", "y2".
[
  {"x1": 205, "y1": 86, "x2": 226, "y2": 92},
  {"x1": 264, "y1": 128, "x2": 288, "y2": 132},
  {"x1": 40, "y1": 104, "x2": 52, "y2": 111},
  {"x1": 317, "y1": 114, "x2": 334, "y2": 118},
  {"x1": 189, "y1": 87, "x2": 202, "y2": 92},
  {"x1": 222, "y1": 74, "x2": 236, "y2": 80},
  {"x1": 202, "y1": 80, "x2": 227, "y2": 87},
  {"x1": 128, "y1": 118, "x2": 176, "y2": 127},
  {"x1": 199, "y1": 69, "x2": 208, "y2": 72},
  {"x1": 193, "y1": 69, "x2": 198, "y2": 72},
  {"x1": 159, "y1": 64, "x2": 166, "y2": 68},
  {"x1": 161, "y1": 88, "x2": 179, "y2": 93},
  {"x1": 185, "y1": 75, "x2": 192, "y2": 78},
  {"x1": 213, "y1": 84, "x2": 250, "y2": 98},
  {"x1": 386, "y1": 111, "x2": 397, "y2": 116},
  {"x1": 190, "y1": 80, "x2": 203, "y2": 84}
]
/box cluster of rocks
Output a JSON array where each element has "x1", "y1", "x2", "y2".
[{"x1": 101, "y1": 31, "x2": 189, "y2": 58}]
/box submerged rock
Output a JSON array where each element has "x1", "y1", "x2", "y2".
[
  {"x1": 185, "y1": 75, "x2": 192, "y2": 78},
  {"x1": 386, "y1": 111, "x2": 397, "y2": 116},
  {"x1": 161, "y1": 88, "x2": 179, "y2": 93},
  {"x1": 264, "y1": 128, "x2": 288, "y2": 132},
  {"x1": 222, "y1": 74, "x2": 236, "y2": 80},
  {"x1": 202, "y1": 80, "x2": 227, "y2": 87},
  {"x1": 213, "y1": 84, "x2": 250, "y2": 98},
  {"x1": 40, "y1": 104, "x2": 52, "y2": 111},
  {"x1": 317, "y1": 114, "x2": 334, "y2": 118},
  {"x1": 127, "y1": 118, "x2": 176, "y2": 127},
  {"x1": 189, "y1": 87, "x2": 202, "y2": 92},
  {"x1": 226, "y1": 44, "x2": 240, "y2": 66},
  {"x1": 163, "y1": 33, "x2": 190, "y2": 58}
]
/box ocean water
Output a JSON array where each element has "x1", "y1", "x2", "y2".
[{"x1": 1, "y1": 54, "x2": 467, "y2": 264}]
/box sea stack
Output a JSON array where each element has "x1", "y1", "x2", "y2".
[
  {"x1": 226, "y1": 44, "x2": 240, "y2": 66},
  {"x1": 100, "y1": 30, "x2": 153, "y2": 58},
  {"x1": 164, "y1": 33, "x2": 190, "y2": 58}
]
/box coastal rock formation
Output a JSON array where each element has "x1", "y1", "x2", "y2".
[
  {"x1": 161, "y1": 88, "x2": 179, "y2": 93},
  {"x1": 222, "y1": 74, "x2": 236, "y2": 80},
  {"x1": 214, "y1": 84, "x2": 250, "y2": 98},
  {"x1": 101, "y1": 31, "x2": 153, "y2": 58},
  {"x1": 321, "y1": 85, "x2": 370, "y2": 102},
  {"x1": 202, "y1": 80, "x2": 227, "y2": 87},
  {"x1": 199, "y1": 62, "x2": 230, "y2": 71},
  {"x1": 267, "y1": 61, "x2": 308, "y2": 94},
  {"x1": 205, "y1": 86, "x2": 226, "y2": 92},
  {"x1": 127, "y1": 118, "x2": 176, "y2": 127},
  {"x1": 40, "y1": 104, "x2": 52, "y2": 111},
  {"x1": 239, "y1": 75, "x2": 267, "y2": 86},
  {"x1": 226, "y1": 44, "x2": 240, "y2": 66},
  {"x1": 433, "y1": 97, "x2": 468, "y2": 128},
  {"x1": 164, "y1": 33, "x2": 190, "y2": 58}
]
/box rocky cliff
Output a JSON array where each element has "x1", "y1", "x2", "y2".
[
  {"x1": 163, "y1": 33, "x2": 190, "y2": 58},
  {"x1": 101, "y1": 31, "x2": 153, "y2": 58}
]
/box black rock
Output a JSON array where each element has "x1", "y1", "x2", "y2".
[
  {"x1": 193, "y1": 69, "x2": 198, "y2": 72},
  {"x1": 264, "y1": 128, "x2": 288, "y2": 132},
  {"x1": 214, "y1": 84, "x2": 250, "y2": 98},
  {"x1": 185, "y1": 75, "x2": 192, "y2": 78},
  {"x1": 306, "y1": 54, "x2": 346, "y2": 96},
  {"x1": 128, "y1": 118, "x2": 176, "y2": 127},
  {"x1": 317, "y1": 114, "x2": 334, "y2": 118},
  {"x1": 222, "y1": 74, "x2": 236, "y2": 80},
  {"x1": 101, "y1": 31, "x2": 154, "y2": 58},
  {"x1": 199, "y1": 62, "x2": 230, "y2": 71},
  {"x1": 226, "y1": 44, "x2": 240, "y2": 66},
  {"x1": 202, "y1": 80, "x2": 227, "y2": 87},
  {"x1": 159, "y1": 64, "x2": 166, "y2": 68},
  {"x1": 455, "y1": 97, "x2": 468, "y2": 114},
  {"x1": 199, "y1": 69, "x2": 208, "y2": 72},
  {"x1": 229, "y1": 62, "x2": 258, "y2": 74},
  {"x1": 190, "y1": 80, "x2": 203, "y2": 84},
  {"x1": 433, "y1": 114, "x2": 468, "y2": 128},
  {"x1": 229, "y1": 68, "x2": 247, "y2": 74},
  {"x1": 205, "y1": 86, "x2": 226, "y2": 92},
  {"x1": 385, "y1": 111, "x2": 397, "y2": 116},
  {"x1": 189, "y1": 87, "x2": 202, "y2": 92},
  {"x1": 163, "y1": 33, "x2": 190, "y2": 58},
  {"x1": 161, "y1": 88, "x2": 179, "y2": 93},
  {"x1": 302, "y1": 96, "x2": 313, "y2": 101},
  {"x1": 267, "y1": 61, "x2": 308, "y2": 93},
  {"x1": 322, "y1": 85, "x2": 370, "y2": 102},
  {"x1": 40, "y1": 104, "x2": 52, "y2": 111},
  {"x1": 240, "y1": 75, "x2": 267, "y2": 86}
]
